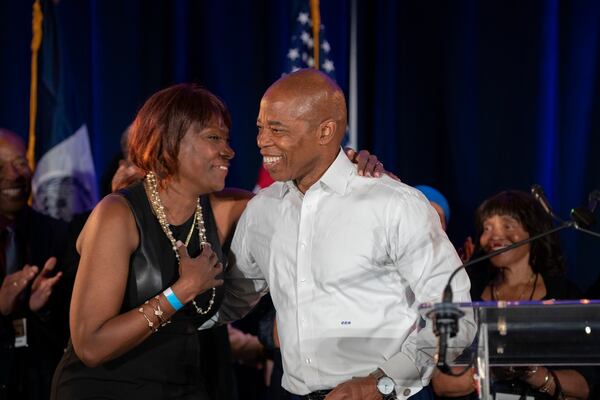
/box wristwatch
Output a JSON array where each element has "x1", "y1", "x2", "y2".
[{"x1": 370, "y1": 368, "x2": 396, "y2": 399}]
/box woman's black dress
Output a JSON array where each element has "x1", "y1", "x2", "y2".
[{"x1": 51, "y1": 181, "x2": 234, "y2": 400}]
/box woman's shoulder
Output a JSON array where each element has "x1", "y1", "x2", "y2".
[
  {"x1": 542, "y1": 272, "x2": 583, "y2": 300},
  {"x1": 76, "y1": 194, "x2": 137, "y2": 251},
  {"x1": 94, "y1": 192, "x2": 135, "y2": 218}
]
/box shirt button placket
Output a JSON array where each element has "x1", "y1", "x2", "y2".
[{"x1": 298, "y1": 192, "x2": 318, "y2": 386}]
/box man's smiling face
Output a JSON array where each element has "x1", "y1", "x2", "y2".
[
  {"x1": 256, "y1": 90, "x2": 321, "y2": 188},
  {"x1": 0, "y1": 131, "x2": 32, "y2": 219}
]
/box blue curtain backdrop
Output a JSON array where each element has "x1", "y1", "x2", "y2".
[{"x1": 1, "y1": 0, "x2": 599, "y2": 290}]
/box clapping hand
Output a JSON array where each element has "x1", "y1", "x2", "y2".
[
  {"x1": 29, "y1": 257, "x2": 63, "y2": 312},
  {"x1": 0, "y1": 265, "x2": 38, "y2": 315}
]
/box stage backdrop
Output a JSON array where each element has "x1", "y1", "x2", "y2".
[{"x1": 1, "y1": 0, "x2": 599, "y2": 290}]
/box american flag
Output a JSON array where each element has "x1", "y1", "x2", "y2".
[{"x1": 284, "y1": 3, "x2": 336, "y2": 78}]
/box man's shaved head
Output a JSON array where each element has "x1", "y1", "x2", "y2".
[{"x1": 263, "y1": 69, "x2": 347, "y2": 145}]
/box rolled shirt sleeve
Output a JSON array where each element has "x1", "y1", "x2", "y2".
[{"x1": 380, "y1": 191, "x2": 475, "y2": 396}]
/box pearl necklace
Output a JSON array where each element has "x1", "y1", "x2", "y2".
[{"x1": 145, "y1": 172, "x2": 216, "y2": 315}]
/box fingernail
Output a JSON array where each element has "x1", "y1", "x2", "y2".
[
  {"x1": 366, "y1": 172, "x2": 372, "y2": 177},
  {"x1": 176, "y1": 240, "x2": 183, "y2": 248},
  {"x1": 374, "y1": 172, "x2": 381, "y2": 177},
  {"x1": 358, "y1": 171, "x2": 363, "y2": 176}
]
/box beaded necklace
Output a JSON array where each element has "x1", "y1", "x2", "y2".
[{"x1": 144, "y1": 172, "x2": 216, "y2": 315}]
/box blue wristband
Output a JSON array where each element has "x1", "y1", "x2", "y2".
[{"x1": 163, "y1": 287, "x2": 184, "y2": 311}]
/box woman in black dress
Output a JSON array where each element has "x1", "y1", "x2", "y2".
[{"x1": 51, "y1": 84, "x2": 246, "y2": 399}]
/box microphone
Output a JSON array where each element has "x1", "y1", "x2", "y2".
[
  {"x1": 430, "y1": 224, "x2": 572, "y2": 376},
  {"x1": 569, "y1": 190, "x2": 600, "y2": 230},
  {"x1": 571, "y1": 207, "x2": 596, "y2": 229},
  {"x1": 531, "y1": 184, "x2": 562, "y2": 222}
]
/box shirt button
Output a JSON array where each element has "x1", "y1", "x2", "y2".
[
  {"x1": 403, "y1": 388, "x2": 411, "y2": 396},
  {"x1": 300, "y1": 242, "x2": 306, "y2": 250}
]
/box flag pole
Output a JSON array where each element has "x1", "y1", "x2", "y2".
[
  {"x1": 348, "y1": 0, "x2": 358, "y2": 150},
  {"x1": 310, "y1": 0, "x2": 320, "y2": 69},
  {"x1": 28, "y1": 0, "x2": 43, "y2": 171}
]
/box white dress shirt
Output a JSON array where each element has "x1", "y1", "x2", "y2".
[{"x1": 211, "y1": 149, "x2": 473, "y2": 398}]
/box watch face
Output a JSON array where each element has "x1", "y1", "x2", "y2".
[{"x1": 377, "y1": 376, "x2": 395, "y2": 395}]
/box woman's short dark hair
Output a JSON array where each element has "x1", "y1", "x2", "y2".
[
  {"x1": 475, "y1": 190, "x2": 565, "y2": 276},
  {"x1": 128, "y1": 83, "x2": 231, "y2": 180}
]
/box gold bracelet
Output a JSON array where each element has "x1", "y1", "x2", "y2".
[
  {"x1": 538, "y1": 370, "x2": 554, "y2": 393},
  {"x1": 532, "y1": 368, "x2": 550, "y2": 390},
  {"x1": 150, "y1": 296, "x2": 171, "y2": 327},
  {"x1": 138, "y1": 304, "x2": 158, "y2": 333}
]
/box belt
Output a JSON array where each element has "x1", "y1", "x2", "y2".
[
  {"x1": 301, "y1": 389, "x2": 332, "y2": 400},
  {"x1": 300, "y1": 388, "x2": 399, "y2": 400}
]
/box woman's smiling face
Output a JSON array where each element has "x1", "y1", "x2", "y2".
[{"x1": 480, "y1": 214, "x2": 531, "y2": 268}]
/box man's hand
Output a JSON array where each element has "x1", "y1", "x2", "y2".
[
  {"x1": 325, "y1": 375, "x2": 381, "y2": 400},
  {"x1": 0, "y1": 265, "x2": 38, "y2": 316},
  {"x1": 29, "y1": 257, "x2": 62, "y2": 312}
]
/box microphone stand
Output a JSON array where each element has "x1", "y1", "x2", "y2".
[
  {"x1": 573, "y1": 223, "x2": 600, "y2": 239},
  {"x1": 429, "y1": 219, "x2": 577, "y2": 375}
]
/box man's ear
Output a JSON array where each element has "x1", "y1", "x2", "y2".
[{"x1": 317, "y1": 120, "x2": 337, "y2": 145}]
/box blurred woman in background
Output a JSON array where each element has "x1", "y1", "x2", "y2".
[{"x1": 432, "y1": 190, "x2": 593, "y2": 400}]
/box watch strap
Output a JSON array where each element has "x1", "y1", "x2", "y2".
[
  {"x1": 370, "y1": 368, "x2": 397, "y2": 399},
  {"x1": 370, "y1": 368, "x2": 387, "y2": 380}
]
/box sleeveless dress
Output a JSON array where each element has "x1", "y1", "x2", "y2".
[{"x1": 51, "y1": 181, "x2": 230, "y2": 400}]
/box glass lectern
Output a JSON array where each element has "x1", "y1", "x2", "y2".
[{"x1": 419, "y1": 300, "x2": 600, "y2": 399}]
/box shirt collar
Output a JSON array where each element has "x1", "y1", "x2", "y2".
[
  {"x1": 280, "y1": 148, "x2": 353, "y2": 198},
  {"x1": 318, "y1": 148, "x2": 354, "y2": 195}
]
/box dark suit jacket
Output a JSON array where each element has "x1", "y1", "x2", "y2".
[{"x1": 0, "y1": 207, "x2": 68, "y2": 399}]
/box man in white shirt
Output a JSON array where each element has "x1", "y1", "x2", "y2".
[{"x1": 210, "y1": 69, "x2": 474, "y2": 399}]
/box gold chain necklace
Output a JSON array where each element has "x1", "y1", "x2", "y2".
[
  {"x1": 492, "y1": 272, "x2": 537, "y2": 301},
  {"x1": 145, "y1": 172, "x2": 216, "y2": 315}
]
